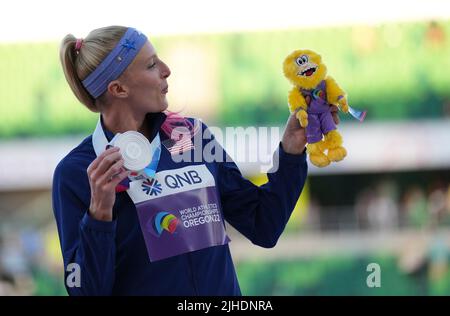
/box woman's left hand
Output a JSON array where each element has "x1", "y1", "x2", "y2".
[{"x1": 281, "y1": 106, "x2": 339, "y2": 155}]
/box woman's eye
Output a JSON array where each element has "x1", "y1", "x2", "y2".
[{"x1": 148, "y1": 63, "x2": 156, "y2": 69}]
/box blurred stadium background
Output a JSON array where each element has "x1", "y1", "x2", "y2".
[{"x1": 1, "y1": 0, "x2": 450, "y2": 295}]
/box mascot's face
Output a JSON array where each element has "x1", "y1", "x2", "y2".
[{"x1": 283, "y1": 49, "x2": 327, "y2": 89}]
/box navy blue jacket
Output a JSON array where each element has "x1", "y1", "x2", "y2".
[{"x1": 52, "y1": 112, "x2": 307, "y2": 295}]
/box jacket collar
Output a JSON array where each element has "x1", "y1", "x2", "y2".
[{"x1": 100, "y1": 111, "x2": 167, "y2": 143}]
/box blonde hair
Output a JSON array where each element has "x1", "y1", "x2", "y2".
[{"x1": 59, "y1": 26, "x2": 128, "y2": 112}]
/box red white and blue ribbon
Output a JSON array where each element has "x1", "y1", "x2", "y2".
[{"x1": 348, "y1": 106, "x2": 367, "y2": 122}]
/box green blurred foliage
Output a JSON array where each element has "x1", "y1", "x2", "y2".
[
  {"x1": 0, "y1": 42, "x2": 98, "y2": 138},
  {"x1": 236, "y1": 253, "x2": 450, "y2": 295},
  {"x1": 217, "y1": 21, "x2": 450, "y2": 125},
  {"x1": 1, "y1": 20, "x2": 449, "y2": 138}
]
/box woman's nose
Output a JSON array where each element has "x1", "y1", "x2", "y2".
[{"x1": 161, "y1": 61, "x2": 171, "y2": 78}]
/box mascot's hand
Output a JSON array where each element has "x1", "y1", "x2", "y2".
[
  {"x1": 296, "y1": 109, "x2": 309, "y2": 128},
  {"x1": 338, "y1": 97, "x2": 349, "y2": 113}
]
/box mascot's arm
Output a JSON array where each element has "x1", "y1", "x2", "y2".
[
  {"x1": 288, "y1": 87, "x2": 308, "y2": 127},
  {"x1": 325, "y1": 76, "x2": 348, "y2": 113}
]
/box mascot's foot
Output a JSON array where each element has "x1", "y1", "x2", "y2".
[
  {"x1": 310, "y1": 153, "x2": 330, "y2": 167},
  {"x1": 307, "y1": 142, "x2": 330, "y2": 167},
  {"x1": 328, "y1": 146, "x2": 347, "y2": 162},
  {"x1": 317, "y1": 139, "x2": 328, "y2": 152},
  {"x1": 324, "y1": 130, "x2": 346, "y2": 162}
]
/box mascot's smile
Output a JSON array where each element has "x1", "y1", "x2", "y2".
[
  {"x1": 299, "y1": 66, "x2": 317, "y2": 77},
  {"x1": 293, "y1": 54, "x2": 319, "y2": 78}
]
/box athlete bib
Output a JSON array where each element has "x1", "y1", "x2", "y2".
[{"x1": 92, "y1": 117, "x2": 230, "y2": 262}]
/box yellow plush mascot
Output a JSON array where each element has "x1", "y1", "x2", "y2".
[{"x1": 283, "y1": 49, "x2": 355, "y2": 168}]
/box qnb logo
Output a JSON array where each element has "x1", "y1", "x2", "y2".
[
  {"x1": 164, "y1": 170, "x2": 202, "y2": 189},
  {"x1": 148, "y1": 212, "x2": 179, "y2": 237},
  {"x1": 141, "y1": 178, "x2": 162, "y2": 196}
]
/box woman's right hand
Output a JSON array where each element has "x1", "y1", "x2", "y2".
[{"x1": 86, "y1": 146, "x2": 129, "y2": 221}]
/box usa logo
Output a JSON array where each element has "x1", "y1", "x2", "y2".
[{"x1": 141, "y1": 178, "x2": 162, "y2": 196}]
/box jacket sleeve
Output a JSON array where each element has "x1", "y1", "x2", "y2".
[
  {"x1": 52, "y1": 158, "x2": 117, "y2": 296},
  {"x1": 210, "y1": 126, "x2": 308, "y2": 248}
]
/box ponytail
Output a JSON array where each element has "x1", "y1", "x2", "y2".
[{"x1": 59, "y1": 26, "x2": 128, "y2": 112}]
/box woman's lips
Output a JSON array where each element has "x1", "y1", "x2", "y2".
[{"x1": 162, "y1": 86, "x2": 168, "y2": 94}]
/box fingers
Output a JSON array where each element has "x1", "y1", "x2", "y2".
[
  {"x1": 285, "y1": 110, "x2": 301, "y2": 130},
  {"x1": 332, "y1": 111, "x2": 340, "y2": 125},
  {"x1": 98, "y1": 158, "x2": 125, "y2": 185},
  {"x1": 109, "y1": 168, "x2": 131, "y2": 186},
  {"x1": 87, "y1": 146, "x2": 128, "y2": 192},
  {"x1": 87, "y1": 146, "x2": 120, "y2": 175},
  {"x1": 329, "y1": 105, "x2": 340, "y2": 125},
  {"x1": 92, "y1": 150, "x2": 123, "y2": 179}
]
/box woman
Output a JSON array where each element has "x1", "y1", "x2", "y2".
[{"x1": 53, "y1": 25, "x2": 309, "y2": 295}]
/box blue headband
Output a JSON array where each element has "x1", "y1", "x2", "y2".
[{"x1": 82, "y1": 27, "x2": 147, "y2": 98}]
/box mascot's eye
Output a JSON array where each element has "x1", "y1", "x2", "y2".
[
  {"x1": 296, "y1": 55, "x2": 309, "y2": 66},
  {"x1": 296, "y1": 57, "x2": 304, "y2": 66}
]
